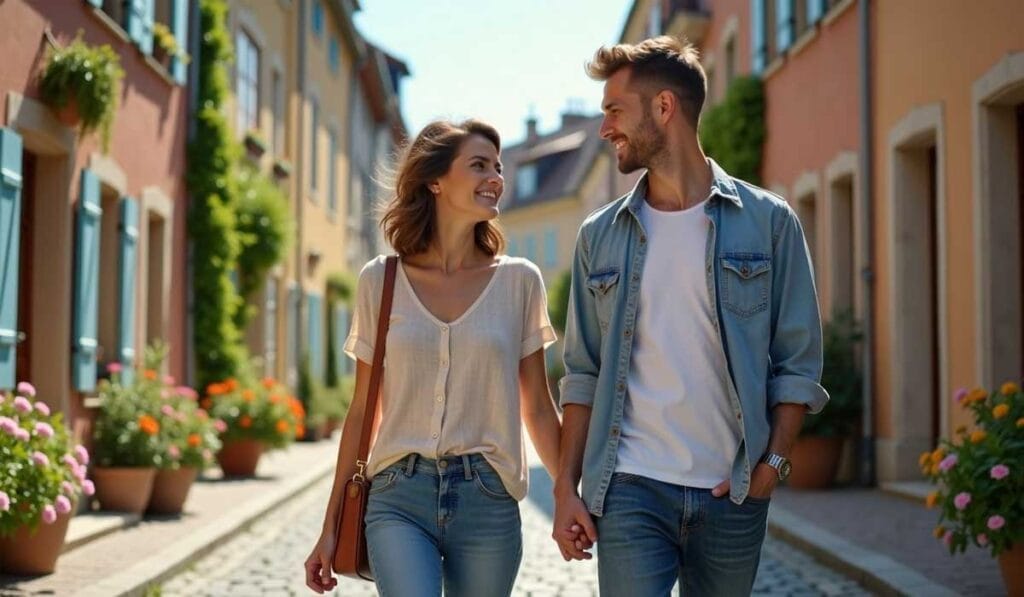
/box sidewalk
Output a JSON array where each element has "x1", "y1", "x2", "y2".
[
  {"x1": 0, "y1": 438, "x2": 339, "y2": 597},
  {"x1": 769, "y1": 486, "x2": 1003, "y2": 596}
]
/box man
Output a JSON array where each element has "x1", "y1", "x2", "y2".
[{"x1": 552, "y1": 36, "x2": 828, "y2": 596}]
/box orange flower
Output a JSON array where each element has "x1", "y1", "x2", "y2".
[
  {"x1": 933, "y1": 525, "x2": 946, "y2": 539},
  {"x1": 206, "y1": 383, "x2": 226, "y2": 396},
  {"x1": 1001, "y1": 382, "x2": 1020, "y2": 396},
  {"x1": 225, "y1": 378, "x2": 239, "y2": 392},
  {"x1": 295, "y1": 424, "x2": 306, "y2": 438},
  {"x1": 918, "y1": 452, "x2": 931, "y2": 469},
  {"x1": 187, "y1": 434, "x2": 202, "y2": 448},
  {"x1": 138, "y1": 415, "x2": 160, "y2": 436},
  {"x1": 242, "y1": 389, "x2": 255, "y2": 402},
  {"x1": 966, "y1": 388, "x2": 988, "y2": 405},
  {"x1": 262, "y1": 377, "x2": 276, "y2": 389},
  {"x1": 1017, "y1": 417, "x2": 1024, "y2": 428},
  {"x1": 929, "y1": 449, "x2": 945, "y2": 465},
  {"x1": 143, "y1": 369, "x2": 159, "y2": 381},
  {"x1": 925, "y1": 491, "x2": 940, "y2": 509},
  {"x1": 970, "y1": 430, "x2": 987, "y2": 444},
  {"x1": 275, "y1": 420, "x2": 290, "y2": 434},
  {"x1": 954, "y1": 425, "x2": 967, "y2": 436},
  {"x1": 239, "y1": 415, "x2": 252, "y2": 429},
  {"x1": 993, "y1": 404, "x2": 1010, "y2": 419},
  {"x1": 200, "y1": 398, "x2": 213, "y2": 410},
  {"x1": 269, "y1": 394, "x2": 283, "y2": 404}
]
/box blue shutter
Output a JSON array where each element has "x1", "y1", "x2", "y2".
[
  {"x1": 170, "y1": 0, "x2": 189, "y2": 84},
  {"x1": 86, "y1": 0, "x2": 102, "y2": 7},
  {"x1": 0, "y1": 129, "x2": 23, "y2": 390},
  {"x1": 73, "y1": 170, "x2": 102, "y2": 391},
  {"x1": 333, "y1": 304, "x2": 347, "y2": 376},
  {"x1": 776, "y1": 0, "x2": 794, "y2": 53},
  {"x1": 117, "y1": 198, "x2": 139, "y2": 384},
  {"x1": 751, "y1": 0, "x2": 765, "y2": 73},
  {"x1": 807, "y1": 0, "x2": 826, "y2": 24},
  {"x1": 126, "y1": 0, "x2": 154, "y2": 55}
]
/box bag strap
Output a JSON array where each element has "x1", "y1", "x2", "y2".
[{"x1": 353, "y1": 255, "x2": 398, "y2": 481}]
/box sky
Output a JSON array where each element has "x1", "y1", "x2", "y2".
[{"x1": 353, "y1": 0, "x2": 633, "y2": 147}]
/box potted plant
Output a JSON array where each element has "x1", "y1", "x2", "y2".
[
  {"x1": 0, "y1": 382, "x2": 94, "y2": 575},
  {"x1": 787, "y1": 311, "x2": 862, "y2": 489},
  {"x1": 243, "y1": 130, "x2": 268, "y2": 160},
  {"x1": 204, "y1": 377, "x2": 303, "y2": 477},
  {"x1": 38, "y1": 32, "x2": 124, "y2": 150},
  {"x1": 272, "y1": 157, "x2": 293, "y2": 181},
  {"x1": 91, "y1": 363, "x2": 167, "y2": 513},
  {"x1": 151, "y1": 22, "x2": 190, "y2": 71},
  {"x1": 141, "y1": 343, "x2": 220, "y2": 514},
  {"x1": 923, "y1": 382, "x2": 1024, "y2": 595}
]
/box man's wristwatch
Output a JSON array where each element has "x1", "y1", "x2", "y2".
[{"x1": 761, "y1": 453, "x2": 792, "y2": 481}]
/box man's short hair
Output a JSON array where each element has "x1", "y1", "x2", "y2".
[{"x1": 586, "y1": 36, "x2": 706, "y2": 127}]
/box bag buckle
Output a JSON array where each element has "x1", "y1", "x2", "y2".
[{"x1": 353, "y1": 459, "x2": 367, "y2": 483}]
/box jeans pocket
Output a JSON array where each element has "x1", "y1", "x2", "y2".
[
  {"x1": 473, "y1": 469, "x2": 513, "y2": 501},
  {"x1": 369, "y1": 470, "x2": 399, "y2": 495},
  {"x1": 720, "y1": 254, "x2": 771, "y2": 317},
  {"x1": 609, "y1": 472, "x2": 645, "y2": 486}
]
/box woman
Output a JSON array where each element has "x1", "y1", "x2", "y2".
[{"x1": 304, "y1": 119, "x2": 561, "y2": 596}]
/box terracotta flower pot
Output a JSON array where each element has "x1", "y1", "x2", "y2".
[
  {"x1": 0, "y1": 508, "x2": 73, "y2": 575},
  {"x1": 91, "y1": 467, "x2": 157, "y2": 514},
  {"x1": 217, "y1": 439, "x2": 264, "y2": 477},
  {"x1": 147, "y1": 467, "x2": 198, "y2": 514},
  {"x1": 56, "y1": 100, "x2": 80, "y2": 127},
  {"x1": 999, "y1": 543, "x2": 1024, "y2": 597},
  {"x1": 786, "y1": 435, "x2": 844, "y2": 489}
]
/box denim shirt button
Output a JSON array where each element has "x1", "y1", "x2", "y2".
[
  {"x1": 610, "y1": 426, "x2": 620, "y2": 437},
  {"x1": 639, "y1": 236, "x2": 647, "y2": 244},
  {"x1": 624, "y1": 329, "x2": 632, "y2": 337},
  {"x1": 617, "y1": 382, "x2": 625, "y2": 392},
  {"x1": 632, "y1": 273, "x2": 639, "y2": 282}
]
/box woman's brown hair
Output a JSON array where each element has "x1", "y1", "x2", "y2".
[{"x1": 380, "y1": 119, "x2": 506, "y2": 258}]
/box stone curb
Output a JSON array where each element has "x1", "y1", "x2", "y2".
[
  {"x1": 768, "y1": 505, "x2": 961, "y2": 597},
  {"x1": 72, "y1": 457, "x2": 336, "y2": 597}
]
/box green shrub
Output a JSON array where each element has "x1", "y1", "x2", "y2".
[
  {"x1": 699, "y1": 76, "x2": 765, "y2": 185},
  {"x1": 802, "y1": 310, "x2": 863, "y2": 437},
  {"x1": 548, "y1": 270, "x2": 571, "y2": 333}
]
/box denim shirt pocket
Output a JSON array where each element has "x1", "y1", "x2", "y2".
[
  {"x1": 720, "y1": 254, "x2": 771, "y2": 317},
  {"x1": 586, "y1": 269, "x2": 620, "y2": 329}
]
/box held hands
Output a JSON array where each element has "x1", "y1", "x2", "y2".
[
  {"x1": 552, "y1": 491, "x2": 598, "y2": 561},
  {"x1": 304, "y1": 533, "x2": 338, "y2": 594},
  {"x1": 711, "y1": 463, "x2": 779, "y2": 500}
]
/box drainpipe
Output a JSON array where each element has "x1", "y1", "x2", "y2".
[
  {"x1": 858, "y1": 0, "x2": 876, "y2": 487},
  {"x1": 294, "y1": 0, "x2": 308, "y2": 387},
  {"x1": 184, "y1": 0, "x2": 202, "y2": 387}
]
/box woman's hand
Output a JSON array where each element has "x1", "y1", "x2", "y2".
[{"x1": 304, "y1": 533, "x2": 338, "y2": 594}]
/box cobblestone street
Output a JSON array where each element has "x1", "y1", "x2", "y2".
[{"x1": 162, "y1": 474, "x2": 868, "y2": 596}]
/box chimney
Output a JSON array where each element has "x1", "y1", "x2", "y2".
[
  {"x1": 526, "y1": 115, "x2": 538, "y2": 143},
  {"x1": 560, "y1": 98, "x2": 590, "y2": 128}
]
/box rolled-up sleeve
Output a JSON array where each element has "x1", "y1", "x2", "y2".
[
  {"x1": 559, "y1": 227, "x2": 602, "y2": 409},
  {"x1": 521, "y1": 263, "x2": 557, "y2": 358},
  {"x1": 343, "y1": 260, "x2": 380, "y2": 364},
  {"x1": 768, "y1": 207, "x2": 829, "y2": 414}
]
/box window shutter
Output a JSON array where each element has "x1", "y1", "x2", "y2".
[
  {"x1": 0, "y1": 129, "x2": 24, "y2": 389},
  {"x1": 777, "y1": 0, "x2": 794, "y2": 53},
  {"x1": 751, "y1": 0, "x2": 766, "y2": 73},
  {"x1": 118, "y1": 197, "x2": 139, "y2": 384},
  {"x1": 73, "y1": 170, "x2": 102, "y2": 391},
  {"x1": 170, "y1": 0, "x2": 190, "y2": 84}
]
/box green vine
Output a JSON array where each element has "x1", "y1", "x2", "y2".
[
  {"x1": 324, "y1": 272, "x2": 356, "y2": 388},
  {"x1": 699, "y1": 76, "x2": 765, "y2": 185},
  {"x1": 186, "y1": 0, "x2": 245, "y2": 390}
]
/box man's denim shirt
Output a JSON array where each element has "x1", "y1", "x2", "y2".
[{"x1": 560, "y1": 159, "x2": 829, "y2": 514}]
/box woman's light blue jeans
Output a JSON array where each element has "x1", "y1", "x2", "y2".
[{"x1": 365, "y1": 453, "x2": 522, "y2": 597}]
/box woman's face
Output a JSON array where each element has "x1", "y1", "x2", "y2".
[{"x1": 433, "y1": 134, "x2": 504, "y2": 223}]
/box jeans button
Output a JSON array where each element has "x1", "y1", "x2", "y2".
[{"x1": 439, "y1": 460, "x2": 448, "y2": 469}]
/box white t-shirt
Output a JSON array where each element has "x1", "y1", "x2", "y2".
[
  {"x1": 344, "y1": 255, "x2": 556, "y2": 500},
  {"x1": 616, "y1": 198, "x2": 742, "y2": 488}
]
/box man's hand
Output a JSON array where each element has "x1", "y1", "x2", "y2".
[
  {"x1": 552, "y1": 491, "x2": 598, "y2": 561},
  {"x1": 711, "y1": 463, "x2": 778, "y2": 500}
]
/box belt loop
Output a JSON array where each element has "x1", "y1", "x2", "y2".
[
  {"x1": 404, "y1": 453, "x2": 418, "y2": 477},
  {"x1": 462, "y1": 454, "x2": 472, "y2": 480}
]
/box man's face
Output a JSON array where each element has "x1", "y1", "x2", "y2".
[{"x1": 598, "y1": 68, "x2": 666, "y2": 174}]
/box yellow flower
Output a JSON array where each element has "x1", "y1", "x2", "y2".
[
  {"x1": 968, "y1": 388, "x2": 989, "y2": 404},
  {"x1": 955, "y1": 425, "x2": 967, "y2": 436},
  {"x1": 930, "y1": 449, "x2": 945, "y2": 465},
  {"x1": 970, "y1": 430, "x2": 987, "y2": 444},
  {"x1": 919, "y1": 452, "x2": 931, "y2": 468},
  {"x1": 1001, "y1": 382, "x2": 1020, "y2": 396},
  {"x1": 925, "y1": 491, "x2": 940, "y2": 509},
  {"x1": 933, "y1": 526, "x2": 946, "y2": 539},
  {"x1": 993, "y1": 404, "x2": 1010, "y2": 419},
  {"x1": 1017, "y1": 417, "x2": 1024, "y2": 428}
]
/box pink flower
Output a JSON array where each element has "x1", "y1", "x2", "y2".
[
  {"x1": 63, "y1": 454, "x2": 79, "y2": 468},
  {"x1": 176, "y1": 386, "x2": 198, "y2": 400},
  {"x1": 164, "y1": 375, "x2": 175, "y2": 386},
  {"x1": 14, "y1": 427, "x2": 30, "y2": 442},
  {"x1": 0, "y1": 393, "x2": 5, "y2": 404},
  {"x1": 74, "y1": 445, "x2": 90, "y2": 465},
  {"x1": 17, "y1": 381, "x2": 36, "y2": 397},
  {"x1": 168, "y1": 445, "x2": 181, "y2": 459},
  {"x1": 72, "y1": 464, "x2": 87, "y2": 482},
  {"x1": 107, "y1": 362, "x2": 123, "y2": 373},
  {"x1": 213, "y1": 419, "x2": 227, "y2": 433},
  {"x1": 81, "y1": 480, "x2": 95, "y2": 496},
  {"x1": 0, "y1": 491, "x2": 9, "y2": 511},
  {"x1": 31, "y1": 451, "x2": 50, "y2": 467},
  {"x1": 62, "y1": 481, "x2": 76, "y2": 496},
  {"x1": 40, "y1": 504, "x2": 57, "y2": 524},
  {"x1": 988, "y1": 515, "x2": 1006, "y2": 530},
  {"x1": 55, "y1": 495, "x2": 72, "y2": 514},
  {"x1": 34, "y1": 422, "x2": 54, "y2": 439},
  {"x1": 991, "y1": 464, "x2": 1010, "y2": 480},
  {"x1": 34, "y1": 401, "x2": 50, "y2": 416},
  {"x1": 954, "y1": 492, "x2": 972, "y2": 510},
  {"x1": 0, "y1": 417, "x2": 17, "y2": 436},
  {"x1": 943, "y1": 530, "x2": 954, "y2": 546},
  {"x1": 161, "y1": 404, "x2": 176, "y2": 417},
  {"x1": 977, "y1": 533, "x2": 989, "y2": 546},
  {"x1": 938, "y1": 454, "x2": 958, "y2": 472},
  {"x1": 13, "y1": 396, "x2": 32, "y2": 414},
  {"x1": 953, "y1": 387, "x2": 968, "y2": 403},
  {"x1": 202, "y1": 449, "x2": 212, "y2": 462}
]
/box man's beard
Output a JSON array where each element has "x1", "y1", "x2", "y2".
[{"x1": 617, "y1": 109, "x2": 666, "y2": 174}]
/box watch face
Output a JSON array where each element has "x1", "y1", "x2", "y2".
[{"x1": 779, "y1": 460, "x2": 793, "y2": 480}]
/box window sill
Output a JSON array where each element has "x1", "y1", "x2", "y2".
[
  {"x1": 823, "y1": 0, "x2": 856, "y2": 27},
  {"x1": 789, "y1": 28, "x2": 819, "y2": 59},
  {"x1": 143, "y1": 54, "x2": 178, "y2": 87},
  {"x1": 762, "y1": 55, "x2": 785, "y2": 81},
  {"x1": 88, "y1": 7, "x2": 131, "y2": 43}
]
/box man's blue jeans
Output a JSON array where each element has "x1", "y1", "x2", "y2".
[
  {"x1": 365, "y1": 453, "x2": 522, "y2": 597},
  {"x1": 596, "y1": 473, "x2": 769, "y2": 596}
]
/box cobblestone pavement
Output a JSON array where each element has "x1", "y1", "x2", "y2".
[{"x1": 162, "y1": 475, "x2": 868, "y2": 597}]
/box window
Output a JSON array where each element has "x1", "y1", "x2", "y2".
[
  {"x1": 795, "y1": 0, "x2": 809, "y2": 36},
  {"x1": 312, "y1": 0, "x2": 324, "y2": 38},
  {"x1": 328, "y1": 129, "x2": 338, "y2": 216},
  {"x1": 310, "y1": 97, "x2": 319, "y2": 193},
  {"x1": 752, "y1": 0, "x2": 778, "y2": 73},
  {"x1": 516, "y1": 164, "x2": 538, "y2": 199},
  {"x1": 272, "y1": 70, "x2": 284, "y2": 156},
  {"x1": 544, "y1": 228, "x2": 557, "y2": 268},
  {"x1": 329, "y1": 37, "x2": 341, "y2": 73},
  {"x1": 776, "y1": 0, "x2": 793, "y2": 55},
  {"x1": 235, "y1": 30, "x2": 260, "y2": 134},
  {"x1": 524, "y1": 234, "x2": 537, "y2": 263}
]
